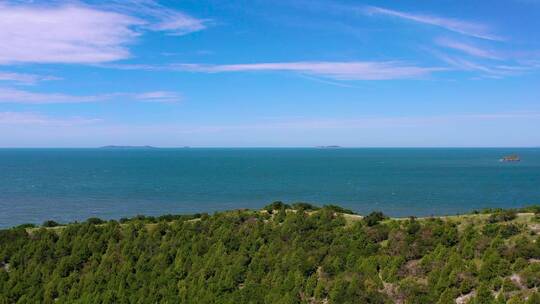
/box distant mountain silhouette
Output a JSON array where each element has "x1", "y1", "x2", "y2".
[{"x1": 99, "y1": 145, "x2": 158, "y2": 149}]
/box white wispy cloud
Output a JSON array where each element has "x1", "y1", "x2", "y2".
[
  {"x1": 0, "y1": 88, "x2": 182, "y2": 104},
  {"x1": 434, "y1": 53, "x2": 531, "y2": 78},
  {"x1": 133, "y1": 91, "x2": 182, "y2": 103},
  {"x1": 0, "y1": 1, "x2": 207, "y2": 64},
  {"x1": 365, "y1": 6, "x2": 502, "y2": 41},
  {"x1": 171, "y1": 61, "x2": 446, "y2": 80},
  {"x1": 109, "y1": 0, "x2": 208, "y2": 35},
  {"x1": 346, "y1": 4, "x2": 540, "y2": 79},
  {"x1": 0, "y1": 4, "x2": 138, "y2": 64},
  {"x1": 0, "y1": 88, "x2": 103, "y2": 104},
  {"x1": 0, "y1": 71, "x2": 61, "y2": 85},
  {"x1": 0, "y1": 111, "x2": 102, "y2": 126},
  {"x1": 436, "y1": 38, "x2": 501, "y2": 60},
  {"x1": 431, "y1": 39, "x2": 540, "y2": 78}
]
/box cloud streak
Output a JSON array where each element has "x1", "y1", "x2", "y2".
[
  {"x1": 0, "y1": 71, "x2": 61, "y2": 85},
  {"x1": 0, "y1": 88, "x2": 182, "y2": 104},
  {"x1": 365, "y1": 6, "x2": 502, "y2": 41},
  {"x1": 133, "y1": 91, "x2": 182, "y2": 103},
  {"x1": 172, "y1": 61, "x2": 445, "y2": 80},
  {"x1": 436, "y1": 38, "x2": 502, "y2": 60},
  {"x1": 0, "y1": 1, "x2": 207, "y2": 64},
  {"x1": 0, "y1": 88, "x2": 103, "y2": 104},
  {"x1": 434, "y1": 53, "x2": 532, "y2": 78},
  {"x1": 107, "y1": 0, "x2": 208, "y2": 35},
  {"x1": 0, "y1": 112, "x2": 102, "y2": 126}
]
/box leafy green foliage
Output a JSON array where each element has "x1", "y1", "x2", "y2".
[
  {"x1": 291, "y1": 202, "x2": 319, "y2": 211},
  {"x1": 363, "y1": 211, "x2": 387, "y2": 226},
  {"x1": 85, "y1": 217, "x2": 105, "y2": 225},
  {"x1": 488, "y1": 210, "x2": 517, "y2": 223},
  {"x1": 42, "y1": 220, "x2": 60, "y2": 227},
  {"x1": 322, "y1": 204, "x2": 355, "y2": 214},
  {"x1": 14, "y1": 223, "x2": 36, "y2": 229},
  {"x1": 0, "y1": 205, "x2": 538, "y2": 303}
]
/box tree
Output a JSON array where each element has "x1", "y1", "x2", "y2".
[
  {"x1": 42, "y1": 220, "x2": 60, "y2": 227},
  {"x1": 488, "y1": 210, "x2": 517, "y2": 223},
  {"x1": 86, "y1": 218, "x2": 105, "y2": 225},
  {"x1": 363, "y1": 212, "x2": 387, "y2": 226},
  {"x1": 0, "y1": 205, "x2": 537, "y2": 303},
  {"x1": 471, "y1": 283, "x2": 495, "y2": 304}
]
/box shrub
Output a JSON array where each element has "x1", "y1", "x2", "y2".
[
  {"x1": 488, "y1": 210, "x2": 517, "y2": 223},
  {"x1": 323, "y1": 204, "x2": 355, "y2": 214},
  {"x1": 42, "y1": 220, "x2": 60, "y2": 227},
  {"x1": 502, "y1": 277, "x2": 518, "y2": 292},
  {"x1": 132, "y1": 215, "x2": 157, "y2": 223},
  {"x1": 519, "y1": 205, "x2": 540, "y2": 214},
  {"x1": 363, "y1": 211, "x2": 387, "y2": 226},
  {"x1": 291, "y1": 202, "x2": 319, "y2": 211},
  {"x1": 521, "y1": 264, "x2": 540, "y2": 288},
  {"x1": 86, "y1": 217, "x2": 105, "y2": 225},
  {"x1": 498, "y1": 224, "x2": 521, "y2": 238},
  {"x1": 405, "y1": 218, "x2": 421, "y2": 235},
  {"x1": 15, "y1": 223, "x2": 36, "y2": 229},
  {"x1": 482, "y1": 224, "x2": 500, "y2": 237}
]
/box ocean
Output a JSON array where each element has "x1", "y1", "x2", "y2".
[{"x1": 1, "y1": 148, "x2": 539, "y2": 228}]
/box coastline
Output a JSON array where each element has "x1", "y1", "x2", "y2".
[{"x1": 9, "y1": 203, "x2": 539, "y2": 232}]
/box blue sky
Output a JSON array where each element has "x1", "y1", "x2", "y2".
[{"x1": 0, "y1": 0, "x2": 539, "y2": 147}]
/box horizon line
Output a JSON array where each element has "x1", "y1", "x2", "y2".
[{"x1": 0, "y1": 146, "x2": 539, "y2": 149}]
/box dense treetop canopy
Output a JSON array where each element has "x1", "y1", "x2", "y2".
[{"x1": 1, "y1": 204, "x2": 539, "y2": 303}]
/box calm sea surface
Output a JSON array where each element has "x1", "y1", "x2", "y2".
[{"x1": 1, "y1": 148, "x2": 539, "y2": 228}]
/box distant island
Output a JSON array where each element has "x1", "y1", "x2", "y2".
[
  {"x1": 100, "y1": 145, "x2": 158, "y2": 149},
  {"x1": 316, "y1": 145, "x2": 342, "y2": 149}
]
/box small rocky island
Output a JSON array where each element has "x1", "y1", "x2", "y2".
[{"x1": 500, "y1": 154, "x2": 520, "y2": 162}]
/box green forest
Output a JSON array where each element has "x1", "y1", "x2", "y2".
[{"x1": 1, "y1": 203, "x2": 539, "y2": 303}]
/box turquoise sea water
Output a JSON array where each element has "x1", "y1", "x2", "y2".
[{"x1": 1, "y1": 148, "x2": 539, "y2": 228}]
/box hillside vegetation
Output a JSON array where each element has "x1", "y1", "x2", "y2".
[{"x1": 1, "y1": 203, "x2": 540, "y2": 303}]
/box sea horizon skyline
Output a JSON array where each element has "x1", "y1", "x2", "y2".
[{"x1": 1, "y1": 146, "x2": 539, "y2": 149}]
